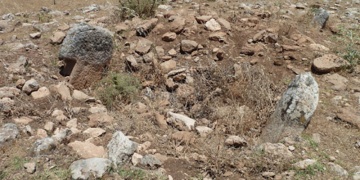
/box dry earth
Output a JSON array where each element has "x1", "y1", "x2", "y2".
[{"x1": 0, "y1": 0, "x2": 360, "y2": 180}]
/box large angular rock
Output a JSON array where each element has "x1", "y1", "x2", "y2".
[
  {"x1": 0, "y1": 123, "x2": 19, "y2": 146},
  {"x1": 260, "y1": 72, "x2": 319, "y2": 143},
  {"x1": 107, "y1": 131, "x2": 137, "y2": 167},
  {"x1": 70, "y1": 158, "x2": 111, "y2": 180},
  {"x1": 59, "y1": 23, "x2": 113, "y2": 89}
]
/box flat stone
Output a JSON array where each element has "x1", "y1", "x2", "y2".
[
  {"x1": 72, "y1": 90, "x2": 91, "y2": 101},
  {"x1": 50, "y1": 31, "x2": 66, "y2": 44},
  {"x1": 83, "y1": 128, "x2": 106, "y2": 138},
  {"x1": 68, "y1": 141, "x2": 106, "y2": 158},
  {"x1": 324, "y1": 73, "x2": 348, "y2": 91},
  {"x1": 160, "y1": 60, "x2": 177, "y2": 73},
  {"x1": 162, "y1": 32, "x2": 177, "y2": 42},
  {"x1": 171, "y1": 131, "x2": 194, "y2": 145},
  {"x1": 209, "y1": 32, "x2": 227, "y2": 42},
  {"x1": 312, "y1": 54, "x2": 349, "y2": 74},
  {"x1": 217, "y1": 18, "x2": 231, "y2": 30},
  {"x1": 70, "y1": 158, "x2": 111, "y2": 180},
  {"x1": 258, "y1": 143, "x2": 293, "y2": 159},
  {"x1": 293, "y1": 159, "x2": 317, "y2": 169},
  {"x1": 167, "y1": 112, "x2": 195, "y2": 130},
  {"x1": 88, "y1": 113, "x2": 114, "y2": 127},
  {"x1": 13, "y1": 116, "x2": 33, "y2": 125},
  {"x1": 135, "y1": 38, "x2": 153, "y2": 55},
  {"x1": 195, "y1": 15, "x2": 212, "y2": 24}
]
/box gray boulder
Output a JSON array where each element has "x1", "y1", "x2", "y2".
[
  {"x1": 59, "y1": 23, "x2": 113, "y2": 89},
  {"x1": 107, "y1": 131, "x2": 137, "y2": 167},
  {"x1": 0, "y1": 123, "x2": 19, "y2": 146},
  {"x1": 70, "y1": 158, "x2": 111, "y2": 180},
  {"x1": 313, "y1": 8, "x2": 329, "y2": 29},
  {"x1": 260, "y1": 72, "x2": 319, "y2": 143}
]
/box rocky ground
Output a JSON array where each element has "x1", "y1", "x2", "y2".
[{"x1": 0, "y1": 0, "x2": 360, "y2": 179}]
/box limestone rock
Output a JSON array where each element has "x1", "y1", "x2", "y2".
[
  {"x1": 72, "y1": 90, "x2": 91, "y2": 101},
  {"x1": 313, "y1": 8, "x2": 329, "y2": 29},
  {"x1": 68, "y1": 141, "x2": 106, "y2": 158},
  {"x1": 83, "y1": 128, "x2": 106, "y2": 138},
  {"x1": 33, "y1": 137, "x2": 56, "y2": 155},
  {"x1": 22, "y1": 79, "x2": 39, "y2": 95},
  {"x1": 131, "y1": 153, "x2": 143, "y2": 166},
  {"x1": 217, "y1": 18, "x2": 231, "y2": 30},
  {"x1": 107, "y1": 131, "x2": 138, "y2": 167},
  {"x1": 50, "y1": 31, "x2": 66, "y2": 44},
  {"x1": 31, "y1": 87, "x2": 50, "y2": 99},
  {"x1": 70, "y1": 158, "x2": 111, "y2": 180},
  {"x1": 140, "y1": 155, "x2": 162, "y2": 168},
  {"x1": 260, "y1": 72, "x2": 319, "y2": 143},
  {"x1": 167, "y1": 112, "x2": 195, "y2": 130},
  {"x1": 0, "y1": 123, "x2": 19, "y2": 146},
  {"x1": 0, "y1": 87, "x2": 20, "y2": 99},
  {"x1": 324, "y1": 73, "x2": 348, "y2": 91},
  {"x1": 196, "y1": 126, "x2": 213, "y2": 137},
  {"x1": 312, "y1": 54, "x2": 349, "y2": 74},
  {"x1": 352, "y1": 166, "x2": 360, "y2": 180},
  {"x1": 209, "y1": 32, "x2": 227, "y2": 42},
  {"x1": 258, "y1": 143, "x2": 293, "y2": 159},
  {"x1": 181, "y1": 40, "x2": 198, "y2": 53},
  {"x1": 328, "y1": 162, "x2": 348, "y2": 177},
  {"x1": 13, "y1": 116, "x2": 33, "y2": 125},
  {"x1": 171, "y1": 131, "x2": 195, "y2": 145},
  {"x1": 205, "y1": 19, "x2": 221, "y2": 31},
  {"x1": 24, "y1": 162, "x2": 36, "y2": 174},
  {"x1": 225, "y1": 136, "x2": 247, "y2": 148},
  {"x1": 125, "y1": 55, "x2": 140, "y2": 71},
  {"x1": 160, "y1": 60, "x2": 176, "y2": 73},
  {"x1": 53, "y1": 82, "x2": 72, "y2": 101},
  {"x1": 30, "y1": 32, "x2": 41, "y2": 39},
  {"x1": 88, "y1": 113, "x2": 114, "y2": 127},
  {"x1": 7, "y1": 56, "x2": 28, "y2": 74},
  {"x1": 169, "y1": 16, "x2": 185, "y2": 33},
  {"x1": 195, "y1": 15, "x2": 212, "y2": 24},
  {"x1": 135, "y1": 38, "x2": 153, "y2": 55},
  {"x1": 293, "y1": 159, "x2": 317, "y2": 169},
  {"x1": 162, "y1": 32, "x2": 177, "y2": 42},
  {"x1": 59, "y1": 23, "x2": 113, "y2": 89}
]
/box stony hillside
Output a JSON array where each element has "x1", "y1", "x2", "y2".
[{"x1": 0, "y1": 0, "x2": 359, "y2": 179}]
